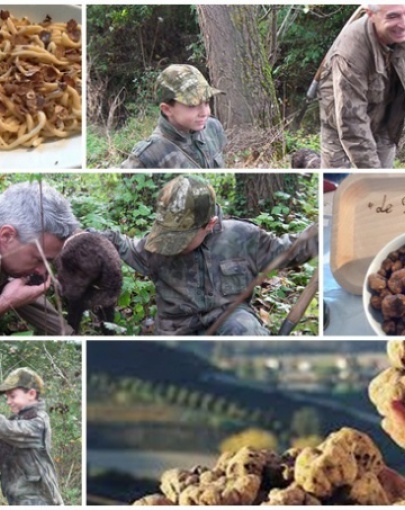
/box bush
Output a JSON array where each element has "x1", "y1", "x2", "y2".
[{"x1": 220, "y1": 427, "x2": 278, "y2": 453}]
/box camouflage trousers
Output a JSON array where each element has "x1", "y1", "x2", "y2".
[
  {"x1": 208, "y1": 305, "x2": 269, "y2": 336},
  {"x1": 320, "y1": 124, "x2": 396, "y2": 169},
  {"x1": 10, "y1": 297, "x2": 74, "y2": 336}
]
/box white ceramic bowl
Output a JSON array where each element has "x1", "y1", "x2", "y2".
[
  {"x1": 363, "y1": 233, "x2": 405, "y2": 336},
  {"x1": 1, "y1": 5, "x2": 82, "y2": 170}
]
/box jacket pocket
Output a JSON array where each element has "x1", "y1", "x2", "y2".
[
  {"x1": 368, "y1": 75, "x2": 385, "y2": 106},
  {"x1": 155, "y1": 282, "x2": 193, "y2": 316},
  {"x1": 23, "y1": 462, "x2": 42, "y2": 483},
  {"x1": 220, "y1": 260, "x2": 249, "y2": 296},
  {"x1": 213, "y1": 152, "x2": 225, "y2": 168}
]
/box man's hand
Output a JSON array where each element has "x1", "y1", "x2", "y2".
[
  {"x1": 0, "y1": 275, "x2": 51, "y2": 315},
  {"x1": 382, "y1": 400, "x2": 405, "y2": 449}
]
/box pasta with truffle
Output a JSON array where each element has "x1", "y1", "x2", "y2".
[{"x1": 0, "y1": 10, "x2": 81, "y2": 150}]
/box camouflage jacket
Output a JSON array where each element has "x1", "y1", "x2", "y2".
[
  {"x1": 318, "y1": 15, "x2": 405, "y2": 168},
  {"x1": 0, "y1": 401, "x2": 63, "y2": 505},
  {"x1": 121, "y1": 114, "x2": 226, "y2": 169},
  {"x1": 105, "y1": 208, "x2": 317, "y2": 335}
]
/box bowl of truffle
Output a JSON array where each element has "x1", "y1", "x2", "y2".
[{"x1": 364, "y1": 234, "x2": 405, "y2": 336}]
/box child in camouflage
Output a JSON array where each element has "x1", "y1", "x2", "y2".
[
  {"x1": 121, "y1": 64, "x2": 227, "y2": 169},
  {"x1": 103, "y1": 175, "x2": 318, "y2": 335},
  {"x1": 0, "y1": 367, "x2": 63, "y2": 505}
]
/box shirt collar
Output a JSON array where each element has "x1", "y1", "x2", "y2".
[{"x1": 156, "y1": 115, "x2": 207, "y2": 144}]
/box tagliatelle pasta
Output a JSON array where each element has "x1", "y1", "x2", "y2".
[{"x1": 0, "y1": 10, "x2": 81, "y2": 150}]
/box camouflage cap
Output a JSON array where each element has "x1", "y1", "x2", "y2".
[
  {"x1": 0, "y1": 367, "x2": 44, "y2": 394},
  {"x1": 155, "y1": 64, "x2": 225, "y2": 106},
  {"x1": 145, "y1": 176, "x2": 216, "y2": 256}
]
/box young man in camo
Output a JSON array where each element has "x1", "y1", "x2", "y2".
[
  {"x1": 121, "y1": 64, "x2": 227, "y2": 169},
  {"x1": 0, "y1": 367, "x2": 63, "y2": 505},
  {"x1": 103, "y1": 175, "x2": 318, "y2": 336}
]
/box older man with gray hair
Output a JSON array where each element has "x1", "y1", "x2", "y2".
[
  {"x1": 0, "y1": 181, "x2": 79, "y2": 335},
  {"x1": 318, "y1": 4, "x2": 405, "y2": 168}
]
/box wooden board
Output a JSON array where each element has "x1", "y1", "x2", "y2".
[{"x1": 330, "y1": 174, "x2": 405, "y2": 295}]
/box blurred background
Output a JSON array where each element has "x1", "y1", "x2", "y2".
[{"x1": 87, "y1": 340, "x2": 401, "y2": 505}]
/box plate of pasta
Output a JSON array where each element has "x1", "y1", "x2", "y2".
[{"x1": 0, "y1": 5, "x2": 82, "y2": 169}]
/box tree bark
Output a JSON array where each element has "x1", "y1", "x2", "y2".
[
  {"x1": 235, "y1": 173, "x2": 298, "y2": 216},
  {"x1": 197, "y1": 5, "x2": 281, "y2": 129}
]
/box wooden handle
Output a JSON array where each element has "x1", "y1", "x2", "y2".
[
  {"x1": 205, "y1": 226, "x2": 318, "y2": 336},
  {"x1": 278, "y1": 267, "x2": 318, "y2": 335}
]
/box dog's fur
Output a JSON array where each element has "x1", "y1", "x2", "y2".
[
  {"x1": 291, "y1": 148, "x2": 321, "y2": 169},
  {"x1": 55, "y1": 233, "x2": 122, "y2": 334}
]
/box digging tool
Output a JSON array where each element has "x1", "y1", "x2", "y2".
[
  {"x1": 205, "y1": 224, "x2": 318, "y2": 336},
  {"x1": 277, "y1": 266, "x2": 318, "y2": 335},
  {"x1": 292, "y1": 6, "x2": 366, "y2": 130}
]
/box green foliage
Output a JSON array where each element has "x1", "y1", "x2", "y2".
[
  {"x1": 0, "y1": 342, "x2": 81, "y2": 505},
  {"x1": 290, "y1": 406, "x2": 321, "y2": 438},
  {"x1": 273, "y1": 5, "x2": 354, "y2": 122},
  {"x1": 87, "y1": 4, "x2": 201, "y2": 131},
  {"x1": 87, "y1": 106, "x2": 160, "y2": 169},
  {"x1": 220, "y1": 427, "x2": 278, "y2": 453},
  {"x1": 285, "y1": 130, "x2": 321, "y2": 153},
  {"x1": 186, "y1": 32, "x2": 207, "y2": 64},
  {"x1": 86, "y1": 127, "x2": 112, "y2": 169},
  {"x1": 255, "y1": 262, "x2": 318, "y2": 336},
  {"x1": 393, "y1": 158, "x2": 405, "y2": 169},
  {"x1": 2, "y1": 173, "x2": 317, "y2": 336},
  {"x1": 291, "y1": 434, "x2": 324, "y2": 449},
  {"x1": 252, "y1": 175, "x2": 318, "y2": 236}
]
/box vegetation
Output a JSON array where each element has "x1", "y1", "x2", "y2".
[
  {"x1": 86, "y1": 5, "x2": 404, "y2": 168},
  {"x1": 219, "y1": 428, "x2": 278, "y2": 453},
  {"x1": 89, "y1": 367, "x2": 331, "y2": 455},
  {"x1": 1, "y1": 172, "x2": 318, "y2": 336},
  {"x1": 87, "y1": 350, "x2": 367, "y2": 455},
  {"x1": 87, "y1": 361, "x2": 384, "y2": 456},
  {"x1": 290, "y1": 407, "x2": 321, "y2": 438},
  {"x1": 0, "y1": 341, "x2": 81, "y2": 505},
  {"x1": 292, "y1": 434, "x2": 324, "y2": 449},
  {"x1": 88, "y1": 372, "x2": 275, "y2": 432}
]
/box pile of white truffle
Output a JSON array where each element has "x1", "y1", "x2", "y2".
[{"x1": 133, "y1": 341, "x2": 405, "y2": 506}]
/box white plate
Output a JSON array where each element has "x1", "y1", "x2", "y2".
[
  {"x1": 0, "y1": 5, "x2": 82, "y2": 170},
  {"x1": 363, "y1": 233, "x2": 405, "y2": 337}
]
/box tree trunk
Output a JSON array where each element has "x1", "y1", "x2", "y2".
[
  {"x1": 235, "y1": 173, "x2": 298, "y2": 216},
  {"x1": 197, "y1": 5, "x2": 281, "y2": 130}
]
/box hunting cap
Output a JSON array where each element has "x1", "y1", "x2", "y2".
[
  {"x1": 155, "y1": 64, "x2": 225, "y2": 106},
  {"x1": 145, "y1": 175, "x2": 216, "y2": 256},
  {"x1": 0, "y1": 367, "x2": 44, "y2": 394}
]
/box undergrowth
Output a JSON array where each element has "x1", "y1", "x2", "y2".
[{"x1": 1, "y1": 173, "x2": 318, "y2": 336}]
